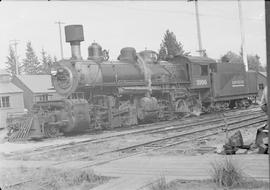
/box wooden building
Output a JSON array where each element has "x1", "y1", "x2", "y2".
[
  {"x1": 0, "y1": 70, "x2": 24, "y2": 129},
  {"x1": 12, "y1": 75, "x2": 62, "y2": 110},
  {"x1": 257, "y1": 72, "x2": 267, "y2": 100}
]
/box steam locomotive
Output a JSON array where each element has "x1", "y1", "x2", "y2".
[{"x1": 46, "y1": 24, "x2": 257, "y2": 134}]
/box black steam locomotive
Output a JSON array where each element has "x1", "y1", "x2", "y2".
[{"x1": 48, "y1": 25, "x2": 257, "y2": 133}]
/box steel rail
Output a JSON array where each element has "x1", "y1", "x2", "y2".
[
  {"x1": 78, "y1": 116, "x2": 266, "y2": 168},
  {"x1": 8, "y1": 108, "x2": 262, "y2": 158},
  {"x1": 47, "y1": 109, "x2": 263, "y2": 167},
  {"x1": 96, "y1": 114, "x2": 266, "y2": 156},
  {"x1": 4, "y1": 112, "x2": 266, "y2": 189}
]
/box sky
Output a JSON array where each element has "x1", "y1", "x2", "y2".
[{"x1": 0, "y1": 0, "x2": 266, "y2": 70}]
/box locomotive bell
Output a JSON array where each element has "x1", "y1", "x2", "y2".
[{"x1": 65, "y1": 25, "x2": 84, "y2": 60}]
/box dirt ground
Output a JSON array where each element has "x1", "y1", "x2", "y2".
[
  {"x1": 0, "y1": 118, "x2": 268, "y2": 190},
  {"x1": 148, "y1": 122, "x2": 264, "y2": 157},
  {"x1": 0, "y1": 166, "x2": 111, "y2": 190},
  {"x1": 150, "y1": 179, "x2": 269, "y2": 190}
]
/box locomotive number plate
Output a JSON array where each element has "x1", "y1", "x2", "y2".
[
  {"x1": 232, "y1": 80, "x2": 244, "y2": 87},
  {"x1": 196, "y1": 79, "x2": 207, "y2": 86}
]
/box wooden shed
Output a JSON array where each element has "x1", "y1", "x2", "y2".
[
  {"x1": 257, "y1": 72, "x2": 267, "y2": 100},
  {"x1": 0, "y1": 70, "x2": 24, "y2": 129},
  {"x1": 12, "y1": 75, "x2": 62, "y2": 110}
]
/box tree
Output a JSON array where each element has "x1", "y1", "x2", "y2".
[
  {"x1": 220, "y1": 51, "x2": 243, "y2": 64},
  {"x1": 220, "y1": 51, "x2": 266, "y2": 72},
  {"x1": 158, "y1": 30, "x2": 188, "y2": 60},
  {"x1": 247, "y1": 54, "x2": 265, "y2": 72},
  {"x1": 40, "y1": 48, "x2": 54, "y2": 74},
  {"x1": 5, "y1": 45, "x2": 22, "y2": 75},
  {"x1": 53, "y1": 56, "x2": 58, "y2": 62},
  {"x1": 23, "y1": 41, "x2": 43, "y2": 74}
]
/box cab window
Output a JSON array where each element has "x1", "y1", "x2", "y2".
[{"x1": 200, "y1": 65, "x2": 208, "y2": 76}]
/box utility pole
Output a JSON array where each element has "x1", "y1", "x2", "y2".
[
  {"x1": 55, "y1": 21, "x2": 65, "y2": 59},
  {"x1": 188, "y1": 0, "x2": 205, "y2": 56},
  {"x1": 194, "y1": 0, "x2": 205, "y2": 56},
  {"x1": 238, "y1": 0, "x2": 248, "y2": 71},
  {"x1": 265, "y1": 0, "x2": 270, "y2": 165},
  {"x1": 9, "y1": 39, "x2": 19, "y2": 75}
]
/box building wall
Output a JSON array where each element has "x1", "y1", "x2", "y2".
[
  {"x1": 257, "y1": 74, "x2": 267, "y2": 101},
  {"x1": 12, "y1": 76, "x2": 34, "y2": 110},
  {"x1": 34, "y1": 92, "x2": 62, "y2": 103},
  {"x1": 12, "y1": 76, "x2": 63, "y2": 110},
  {"x1": 0, "y1": 92, "x2": 24, "y2": 128}
]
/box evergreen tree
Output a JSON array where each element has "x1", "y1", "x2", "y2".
[
  {"x1": 53, "y1": 56, "x2": 58, "y2": 62},
  {"x1": 40, "y1": 48, "x2": 53, "y2": 74},
  {"x1": 220, "y1": 51, "x2": 243, "y2": 64},
  {"x1": 5, "y1": 45, "x2": 22, "y2": 75},
  {"x1": 247, "y1": 54, "x2": 265, "y2": 72},
  {"x1": 221, "y1": 51, "x2": 265, "y2": 71},
  {"x1": 158, "y1": 30, "x2": 188, "y2": 60},
  {"x1": 23, "y1": 41, "x2": 43, "y2": 74}
]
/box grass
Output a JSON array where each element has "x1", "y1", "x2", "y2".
[
  {"x1": 148, "y1": 177, "x2": 269, "y2": 190},
  {"x1": 210, "y1": 157, "x2": 244, "y2": 188},
  {"x1": 147, "y1": 159, "x2": 269, "y2": 190},
  {"x1": 2, "y1": 167, "x2": 110, "y2": 190},
  {"x1": 210, "y1": 157, "x2": 269, "y2": 189},
  {"x1": 149, "y1": 176, "x2": 168, "y2": 190}
]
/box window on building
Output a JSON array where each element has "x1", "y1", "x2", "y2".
[
  {"x1": 259, "y1": 83, "x2": 264, "y2": 90},
  {"x1": 200, "y1": 65, "x2": 208, "y2": 76},
  {"x1": 35, "y1": 94, "x2": 49, "y2": 102},
  {"x1": 1, "y1": 96, "x2": 10, "y2": 108},
  {"x1": 40, "y1": 94, "x2": 48, "y2": 102}
]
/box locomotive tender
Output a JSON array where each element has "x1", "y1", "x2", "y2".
[{"x1": 48, "y1": 24, "x2": 257, "y2": 133}]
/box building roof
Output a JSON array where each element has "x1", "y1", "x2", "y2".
[
  {"x1": 173, "y1": 55, "x2": 217, "y2": 65},
  {"x1": 259, "y1": 72, "x2": 267, "y2": 77},
  {"x1": 16, "y1": 75, "x2": 55, "y2": 93},
  {"x1": 0, "y1": 82, "x2": 22, "y2": 94},
  {"x1": 186, "y1": 56, "x2": 217, "y2": 64},
  {"x1": 0, "y1": 69, "x2": 10, "y2": 76}
]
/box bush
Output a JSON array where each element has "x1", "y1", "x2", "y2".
[
  {"x1": 210, "y1": 157, "x2": 244, "y2": 188},
  {"x1": 149, "y1": 176, "x2": 168, "y2": 190}
]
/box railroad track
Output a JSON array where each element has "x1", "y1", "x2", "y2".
[
  {"x1": 6, "y1": 107, "x2": 262, "y2": 159},
  {"x1": 3, "y1": 107, "x2": 267, "y2": 189},
  {"x1": 75, "y1": 112, "x2": 267, "y2": 169},
  {"x1": 95, "y1": 112, "x2": 266, "y2": 156},
  {"x1": 51, "y1": 108, "x2": 266, "y2": 167}
]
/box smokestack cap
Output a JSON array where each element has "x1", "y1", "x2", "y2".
[{"x1": 65, "y1": 25, "x2": 84, "y2": 43}]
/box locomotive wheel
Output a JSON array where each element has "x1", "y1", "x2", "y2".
[
  {"x1": 44, "y1": 125, "x2": 60, "y2": 138},
  {"x1": 186, "y1": 97, "x2": 202, "y2": 116},
  {"x1": 176, "y1": 99, "x2": 189, "y2": 113}
]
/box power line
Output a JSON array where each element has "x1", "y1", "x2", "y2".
[{"x1": 93, "y1": 2, "x2": 264, "y2": 22}]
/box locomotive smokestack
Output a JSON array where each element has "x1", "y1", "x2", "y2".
[{"x1": 65, "y1": 25, "x2": 84, "y2": 60}]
